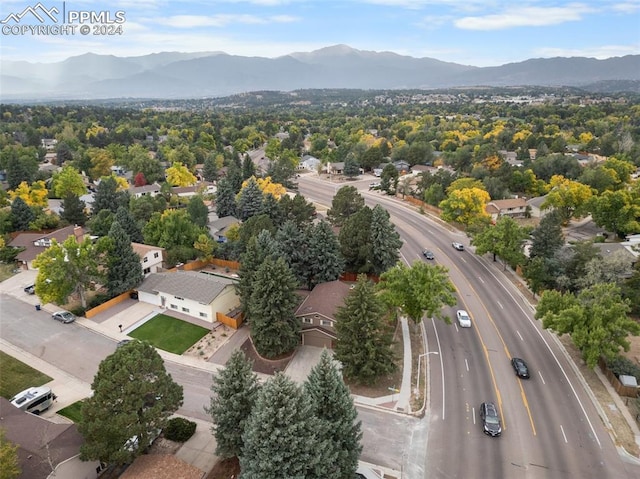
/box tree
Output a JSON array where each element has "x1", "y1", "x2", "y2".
[
  {"x1": 305, "y1": 350, "x2": 362, "y2": 479},
  {"x1": 240, "y1": 373, "x2": 326, "y2": 479},
  {"x1": 0, "y1": 428, "x2": 20, "y2": 479},
  {"x1": 202, "y1": 155, "x2": 218, "y2": 182},
  {"x1": 10, "y1": 197, "x2": 35, "y2": 231},
  {"x1": 114, "y1": 206, "x2": 143, "y2": 244},
  {"x1": 327, "y1": 186, "x2": 364, "y2": 226},
  {"x1": 8, "y1": 180, "x2": 48, "y2": 207},
  {"x1": 165, "y1": 162, "x2": 197, "y2": 187},
  {"x1": 51, "y1": 165, "x2": 87, "y2": 198},
  {"x1": 370, "y1": 204, "x2": 402, "y2": 275},
  {"x1": 236, "y1": 177, "x2": 263, "y2": 221},
  {"x1": 529, "y1": 210, "x2": 564, "y2": 259},
  {"x1": 105, "y1": 220, "x2": 143, "y2": 297},
  {"x1": 535, "y1": 283, "x2": 640, "y2": 368},
  {"x1": 88, "y1": 209, "x2": 115, "y2": 237},
  {"x1": 274, "y1": 220, "x2": 307, "y2": 287},
  {"x1": 215, "y1": 178, "x2": 237, "y2": 218},
  {"x1": 577, "y1": 250, "x2": 634, "y2": 290},
  {"x1": 380, "y1": 163, "x2": 398, "y2": 194},
  {"x1": 237, "y1": 230, "x2": 277, "y2": 315},
  {"x1": 541, "y1": 175, "x2": 594, "y2": 224},
  {"x1": 241, "y1": 154, "x2": 255, "y2": 180},
  {"x1": 249, "y1": 257, "x2": 300, "y2": 358},
  {"x1": 334, "y1": 275, "x2": 396, "y2": 385},
  {"x1": 589, "y1": 189, "x2": 640, "y2": 238},
  {"x1": 4, "y1": 146, "x2": 38, "y2": 189},
  {"x1": 343, "y1": 156, "x2": 360, "y2": 179},
  {"x1": 439, "y1": 187, "x2": 491, "y2": 226},
  {"x1": 304, "y1": 221, "x2": 345, "y2": 290},
  {"x1": 205, "y1": 350, "x2": 260, "y2": 458},
  {"x1": 339, "y1": 207, "x2": 372, "y2": 273},
  {"x1": 523, "y1": 256, "x2": 556, "y2": 296},
  {"x1": 194, "y1": 233, "x2": 217, "y2": 261},
  {"x1": 279, "y1": 193, "x2": 315, "y2": 228},
  {"x1": 60, "y1": 193, "x2": 87, "y2": 226},
  {"x1": 32, "y1": 235, "x2": 105, "y2": 309},
  {"x1": 377, "y1": 261, "x2": 457, "y2": 323},
  {"x1": 187, "y1": 195, "x2": 209, "y2": 228},
  {"x1": 78, "y1": 341, "x2": 183, "y2": 465},
  {"x1": 133, "y1": 172, "x2": 147, "y2": 187},
  {"x1": 472, "y1": 216, "x2": 529, "y2": 269},
  {"x1": 143, "y1": 209, "x2": 206, "y2": 251},
  {"x1": 93, "y1": 176, "x2": 129, "y2": 214}
]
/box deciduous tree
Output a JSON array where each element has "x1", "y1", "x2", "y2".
[
  {"x1": 51, "y1": 165, "x2": 87, "y2": 198},
  {"x1": 542, "y1": 175, "x2": 594, "y2": 224},
  {"x1": 439, "y1": 187, "x2": 491, "y2": 226},
  {"x1": 8, "y1": 180, "x2": 48, "y2": 207},
  {"x1": 472, "y1": 216, "x2": 529, "y2": 269},
  {"x1": 165, "y1": 162, "x2": 197, "y2": 187},
  {"x1": 79, "y1": 341, "x2": 183, "y2": 465}
]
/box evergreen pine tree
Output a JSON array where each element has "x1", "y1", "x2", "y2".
[
  {"x1": 115, "y1": 206, "x2": 143, "y2": 244},
  {"x1": 241, "y1": 154, "x2": 256, "y2": 180},
  {"x1": 215, "y1": 178, "x2": 237, "y2": 218},
  {"x1": 343, "y1": 156, "x2": 360, "y2": 179},
  {"x1": 237, "y1": 177, "x2": 264, "y2": 221},
  {"x1": 529, "y1": 210, "x2": 564, "y2": 259},
  {"x1": 93, "y1": 176, "x2": 128, "y2": 214},
  {"x1": 369, "y1": 204, "x2": 402, "y2": 275},
  {"x1": 240, "y1": 373, "x2": 327, "y2": 479},
  {"x1": 274, "y1": 220, "x2": 307, "y2": 286},
  {"x1": 259, "y1": 193, "x2": 283, "y2": 226},
  {"x1": 237, "y1": 230, "x2": 276, "y2": 315},
  {"x1": 205, "y1": 350, "x2": 260, "y2": 458},
  {"x1": 335, "y1": 274, "x2": 396, "y2": 385},
  {"x1": 305, "y1": 221, "x2": 344, "y2": 290},
  {"x1": 327, "y1": 186, "x2": 364, "y2": 226},
  {"x1": 249, "y1": 257, "x2": 300, "y2": 358},
  {"x1": 10, "y1": 197, "x2": 35, "y2": 231},
  {"x1": 305, "y1": 350, "x2": 363, "y2": 479},
  {"x1": 60, "y1": 193, "x2": 87, "y2": 226},
  {"x1": 339, "y1": 206, "x2": 373, "y2": 273},
  {"x1": 106, "y1": 220, "x2": 144, "y2": 296},
  {"x1": 203, "y1": 155, "x2": 218, "y2": 182},
  {"x1": 187, "y1": 195, "x2": 209, "y2": 228}
]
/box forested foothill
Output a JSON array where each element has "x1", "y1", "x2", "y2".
[{"x1": 1, "y1": 86, "x2": 639, "y2": 369}]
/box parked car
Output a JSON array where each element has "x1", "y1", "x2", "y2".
[
  {"x1": 117, "y1": 339, "x2": 132, "y2": 348},
  {"x1": 24, "y1": 284, "x2": 35, "y2": 295},
  {"x1": 452, "y1": 242, "x2": 464, "y2": 251},
  {"x1": 51, "y1": 310, "x2": 75, "y2": 324},
  {"x1": 369, "y1": 182, "x2": 381, "y2": 190},
  {"x1": 511, "y1": 357, "x2": 530, "y2": 379},
  {"x1": 456, "y1": 309, "x2": 472, "y2": 328},
  {"x1": 479, "y1": 402, "x2": 502, "y2": 437},
  {"x1": 423, "y1": 249, "x2": 435, "y2": 260}
]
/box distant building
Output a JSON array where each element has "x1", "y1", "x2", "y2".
[{"x1": 9, "y1": 225, "x2": 85, "y2": 270}]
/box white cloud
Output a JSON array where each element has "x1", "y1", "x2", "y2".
[
  {"x1": 154, "y1": 13, "x2": 298, "y2": 28},
  {"x1": 455, "y1": 4, "x2": 595, "y2": 30}
]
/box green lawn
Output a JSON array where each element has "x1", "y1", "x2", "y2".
[
  {"x1": 0, "y1": 351, "x2": 53, "y2": 399},
  {"x1": 57, "y1": 400, "x2": 84, "y2": 423},
  {"x1": 129, "y1": 314, "x2": 209, "y2": 354}
]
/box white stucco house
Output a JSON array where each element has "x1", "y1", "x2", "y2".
[
  {"x1": 132, "y1": 243, "x2": 165, "y2": 276},
  {"x1": 137, "y1": 271, "x2": 239, "y2": 324}
]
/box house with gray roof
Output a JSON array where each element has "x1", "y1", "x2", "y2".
[
  {"x1": 0, "y1": 397, "x2": 102, "y2": 479},
  {"x1": 137, "y1": 270, "x2": 239, "y2": 324},
  {"x1": 526, "y1": 194, "x2": 551, "y2": 218},
  {"x1": 295, "y1": 280, "x2": 353, "y2": 348},
  {"x1": 208, "y1": 216, "x2": 240, "y2": 243}
]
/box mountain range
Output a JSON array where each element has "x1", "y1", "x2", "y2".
[{"x1": 2, "y1": 45, "x2": 639, "y2": 100}]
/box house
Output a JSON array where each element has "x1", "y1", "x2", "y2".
[
  {"x1": 128, "y1": 183, "x2": 161, "y2": 198},
  {"x1": 393, "y1": 160, "x2": 410, "y2": 173},
  {"x1": 171, "y1": 182, "x2": 216, "y2": 198},
  {"x1": 299, "y1": 155, "x2": 321, "y2": 172},
  {"x1": 295, "y1": 280, "x2": 353, "y2": 348},
  {"x1": 9, "y1": 225, "x2": 85, "y2": 270},
  {"x1": 137, "y1": 271, "x2": 240, "y2": 324},
  {"x1": 526, "y1": 194, "x2": 550, "y2": 218},
  {"x1": 208, "y1": 216, "x2": 240, "y2": 243},
  {"x1": 132, "y1": 243, "x2": 165, "y2": 276},
  {"x1": 41, "y1": 138, "x2": 57, "y2": 150},
  {"x1": 485, "y1": 198, "x2": 528, "y2": 221},
  {"x1": 593, "y1": 243, "x2": 638, "y2": 271},
  {"x1": 326, "y1": 162, "x2": 344, "y2": 175},
  {"x1": 0, "y1": 397, "x2": 102, "y2": 479}
]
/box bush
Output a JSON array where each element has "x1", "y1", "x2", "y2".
[
  {"x1": 88, "y1": 293, "x2": 113, "y2": 309},
  {"x1": 164, "y1": 417, "x2": 196, "y2": 442},
  {"x1": 69, "y1": 306, "x2": 86, "y2": 317},
  {"x1": 606, "y1": 356, "x2": 640, "y2": 382}
]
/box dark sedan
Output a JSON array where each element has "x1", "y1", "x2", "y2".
[
  {"x1": 422, "y1": 249, "x2": 435, "y2": 260},
  {"x1": 511, "y1": 357, "x2": 530, "y2": 379}
]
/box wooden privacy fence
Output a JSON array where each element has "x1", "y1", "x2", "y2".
[
  {"x1": 216, "y1": 310, "x2": 244, "y2": 329},
  {"x1": 599, "y1": 358, "x2": 639, "y2": 398},
  {"x1": 85, "y1": 290, "x2": 132, "y2": 319}
]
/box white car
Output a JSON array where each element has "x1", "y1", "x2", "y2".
[
  {"x1": 52, "y1": 310, "x2": 76, "y2": 324},
  {"x1": 456, "y1": 309, "x2": 472, "y2": 328},
  {"x1": 452, "y1": 242, "x2": 465, "y2": 251}
]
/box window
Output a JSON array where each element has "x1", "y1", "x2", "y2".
[
  {"x1": 154, "y1": 252, "x2": 159, "y2": 258},
  {"x1": 170, "y1": 304, "x2": 177, "y2": 309},
  {"x1": 143, "y1": 267, "x2": 151, "y2": 274},
  {"x1": 302, "y1": 317, "x2": 313, "y2": 324},
  {"x1": 320, "y1": 319, "x2": 333, "y2": 327},
  {"x1": 182, "y1": 307, "x2": 190, "y2": 313},
  {"x1": 144, "y1": 257, "x2": 148, "y2": 262},
  {"x1": 199, "y1": 312, "x2": 208, "y2": 318}
]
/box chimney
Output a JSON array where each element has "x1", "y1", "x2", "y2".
[{"x1": 73, "y1": 225, "x2": 83, "y2": 241}]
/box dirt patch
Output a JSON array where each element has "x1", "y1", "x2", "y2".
[
  {"x1": 148, "y1": 436, "x2": 182, "y2": 455},
  {"x1": 183, "y1": 324, "x2": 235, "y2": 361},
  {"x1": 206, "y1": 456, "x2": 240, "y2": 479},
  {"x1": 239, "y1": 338, "x2": 294, "y2": 375}
]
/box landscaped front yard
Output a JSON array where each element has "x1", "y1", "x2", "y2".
[
  {"x1": 129, "y1": 314, "x2": 210, "y2": 354},
  {"x1": 0, "y1": 350, "x2": 52, "y2": 399}
]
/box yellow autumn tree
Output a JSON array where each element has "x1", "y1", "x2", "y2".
[
  {"x1": 241, "y1": 176, "x2": 286, "y2": 199},
  {"x1": 542, "y1": 175, "x2": 594, "y2": 224},
  {"x1": 8, "y1": 180, "x2": 48, "y2": 207},
  {"x1": 165, "y1": 162, "x2": 197, "y2": 187},
  {"x1": 439, "y1": 187, "x2": 491, "y2": 226}
]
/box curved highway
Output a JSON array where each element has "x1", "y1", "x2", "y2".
[{"x1": 297, "y1": 175, "x2": 640, "y2": 479}]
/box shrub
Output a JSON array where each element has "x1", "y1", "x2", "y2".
[
  {"x1": 69, "y1": 306, "x2": 86, "y2": 317},
  {"x1": 164, "y1": 417, "x2": 197, "y2": 442},
  {"x1": 88, "y1": 293, "x2": 112, "y2": 309},
  {"x1": 606, "y1": 356, "x2": 640, "y2": 382}
]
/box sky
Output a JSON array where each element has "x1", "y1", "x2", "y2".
[{"x1": 1, "y1": 0, "x2": 639, "y2": 66}]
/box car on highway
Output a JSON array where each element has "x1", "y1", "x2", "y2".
[
  {"x1": 24, "y1": 284, "x2": 35, "y2": 295},
  {"x1": 51, "y1": 310, "x2": 75, "y2": 324},
  {"x1": 456, "y1": 309, "x2": 472, "y2": 328},
  {"x1": 422, "y1": 249, "x2": 435, "y2": 260},
  {"x1": 452, "y1": 242, "x2": 464, "y2": 251},
  {"x1": 479, "y1": 402, "x2": 502, "y2": 437},
  {"x1": 511, "y1": 357, "x2": 530, "y2": 379}
]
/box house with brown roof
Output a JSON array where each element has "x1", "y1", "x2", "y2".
[
  {"x1": 0, "y1": 397, "x2": 102, "y2": 479},
  {"x1": 137, "y1": 271, "x2": 240, "y2": 325},
  {"x1": 132, "y1": 243, "x2": 165, "y2": 276},
  {"x1": 295, "y1": 280, "x2": 353, "y2": 348},
  {"x1": 9, "y1": 225, "x2": 85, "y2": 270},
  {"x1": 485, "y1": 198, "x2": 528, "y2": 222}
]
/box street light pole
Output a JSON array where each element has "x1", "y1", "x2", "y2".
[{"x1": 415, "y1": 351, "x2": 439, "y2": 395}]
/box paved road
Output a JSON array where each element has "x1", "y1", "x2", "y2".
[{"x1": 297, "y1": 175, "x2": 640, "y2": 478}]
